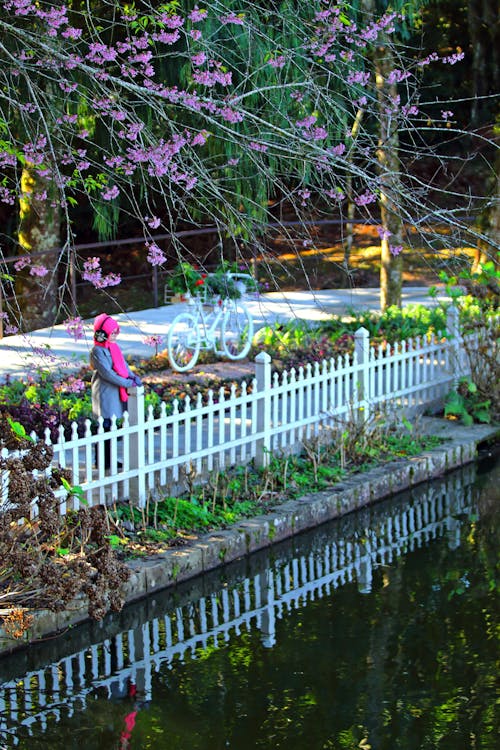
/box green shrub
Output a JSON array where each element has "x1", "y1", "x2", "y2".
[
  {"x1": 251, "y1": 304, "x2": 449, "y2": 366},
  {"x1": 444, "y1": 377, "x2": 492, "y2": 426}
]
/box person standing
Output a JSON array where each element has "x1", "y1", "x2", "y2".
[{"x1": 90, "y1": 313, "x2": 142, "y2": 469}]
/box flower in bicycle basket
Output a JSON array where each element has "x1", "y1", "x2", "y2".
[
  {"x1": 193, "y1": 278, "x2": 205, "y2": 296},
  {"x1": 166, "y1": 262, "x2": 206, "y2": 296}
]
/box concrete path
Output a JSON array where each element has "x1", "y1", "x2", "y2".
[{"x1": 0, "y1": 285, "x2": 448, "y2": 379}]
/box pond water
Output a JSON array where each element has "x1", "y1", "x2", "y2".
[{"x1": 0, "y1": 456, "x2": 498, "y2": 750}]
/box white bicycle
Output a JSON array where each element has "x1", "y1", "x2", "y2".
[{"x1": 167, "y1": 274, "x2": 255, "y2": 372}]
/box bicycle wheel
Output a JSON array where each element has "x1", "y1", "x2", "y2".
[
  {"x1": 167, "y1": 312, "x2": 201, "y2": 371},
  {"x1": 220, "y1": 299, "x2": 254, "y2": 360}
]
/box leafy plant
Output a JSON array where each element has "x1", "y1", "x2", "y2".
[
  {"x1": 433, "y1": 259, "x2": 500, "y2": 423},
  {"x1": 213, "y1": 261, "x2": 261, "y2": 294},
  {"x1": 0, "y1": 369, "x2": 159, "y2": 437},
  {"x1": 323, "y1": 304, "x2": 448, "y2": 344},
  {"x1": 166, "y1": 261, "x2": 261, "y2": 300},
  {"x1": 444, "y1": 377, "x2": 492, "y2": 426},
  {"x1": 431, "y1": 254, "x2": 500, "y2": 327},
  {"x1": 0, "y1": 371, "x2": 92, "y2": 439}
]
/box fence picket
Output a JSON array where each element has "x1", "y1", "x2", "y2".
[
  {"x1": 289, "y1": 368, "x2": 297, "y2": 447},
  {"x1": 305, "y1": 363, "x2": 313, "y2": 440},
  {"x1": 207, "y1": 390, "x2": 215, "y2": 472},
  {"x1": 312, "y1": 362, "x2": 320, "y2": 438},
  {"x1": 172, "y1": 400, "x2": 180, "y2": 483},
  {"x1": 278, "y1": 370, "x2": 288, "y2": 451},
  {"x1": 255, "y1": 352, "x2": 272, "y2": 467},
  {"x1": 218, "y1": 387, "x2": 226, "y2": 470},
  {"x1": 229, "y1": 384, "x2": 237, "y2": 465},
  {"x1": 240, "y1": 381, "x2": 248, "y2": 463},
  {"x1": 159, "y1": 402, "x2": 168, "y2": 486},
  {"x1": 195, "y1": 393, "x2": 204, "y2": 474},
  {"x1": 183, "y1": 396, "x2": 192, "y2": 479}
]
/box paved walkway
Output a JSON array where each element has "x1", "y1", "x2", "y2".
[{"x1": 0, "y1": 286, "x2": 448, "y2": 379}]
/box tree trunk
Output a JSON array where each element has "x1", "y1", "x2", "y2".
[
  {"x1": 16, "y1": 165, "x2": 60, "y2": 331},
  {"x1": 468, "y1": 0, "x2": 500, "y2": 125},
  {"x1": 374, "y1": 44, "x2": 404, "y2": 311}
]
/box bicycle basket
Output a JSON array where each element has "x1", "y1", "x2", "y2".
[{"x1": 203, "y1": 273, "x2": 242, "y2": 300}]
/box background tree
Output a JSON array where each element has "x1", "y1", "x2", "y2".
[{"x1": 359, "y1": 0, "x2": 409, "y2": 308}]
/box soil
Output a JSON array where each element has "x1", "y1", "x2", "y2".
[{"x1": 144, "y1": 359, "x2": 255, "y2": 386}]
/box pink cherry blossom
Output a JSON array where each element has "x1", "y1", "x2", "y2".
[
  {"x1": 389, "y1": 244, "x2": 403, "y2": 256},
  {"x1": 377, "y1": 226, "x2": 392, "y2": 241},
  {"x1": 146, "y1": 242, "x2": 166, "y2": 266},
  {"x1": 14, "y1": 257, "x2": 31, "y2": 271},
  {"x1": 354, "y1": 191, "x2": 377, "y2": 206},
  {"x1": 296, "y1": 115, "x2": 317, "y2": 129},
  {"x1": 268, "y1": 56, "x2": 286, "y2": 69},
  {"x1": 248, "y1": 141, "x2": 268, "y2": 152},
  {"x1": 220, "y1": 13, "x2": 244, "y2": 25},
  {"x1": 443, "y1": 52, "x2": 465, "y2": 65},
  {"x1": 101, "y1": 185, "x2": 120, "y2": 201},
  {"x1": 330, "y1": 143, "x2": 346, "y2": 157},
  {"x1": 64, "y1": 316, "x2": 85, "y2": 341},
  {"x1": 189, "y1": 7, "x2": 207, "y2": 23},
  {"x1": 82, "y1": 257, "x2": 121, "y2": 288},
  {"x1": 29, "y1": 265, "x2": 49, "y2": 277}
]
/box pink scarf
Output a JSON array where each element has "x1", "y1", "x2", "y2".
[{"x1": 109, "y1": 341, "x2": 130, "y2": 402}]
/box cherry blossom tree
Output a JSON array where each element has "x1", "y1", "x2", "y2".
[{"x1": 0, "y1": 0, "x2": 497, "y2": 331}]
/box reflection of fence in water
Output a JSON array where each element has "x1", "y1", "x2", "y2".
[{"x1": 0, "y1": 468, "x2": 475, "y2": 744}]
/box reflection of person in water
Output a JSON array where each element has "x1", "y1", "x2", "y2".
[{"x1": 119, "y1": 680, "x2": 138, "y2": 750}]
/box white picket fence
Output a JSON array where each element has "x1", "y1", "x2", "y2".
[{"x1": 2, "y1": 308, "x2": 476, "y2": 512}]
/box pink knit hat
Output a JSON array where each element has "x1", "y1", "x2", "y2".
[{"x1": 93, "y1": 313, "x2": 119, "y2": 341}]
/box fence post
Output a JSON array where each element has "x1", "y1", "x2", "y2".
[
  {"x1": 127, "y1": 385, "x2": 146, "y2": 507},
  {"x1": 446, "y1": 305, "x2": 463, "y2": 380},
  {"x1": 354, "y1": 326, "x2": 370, "y2": 422},
  {"x1": 254, "y1": 351, "x2": 272, "y2": 468}
]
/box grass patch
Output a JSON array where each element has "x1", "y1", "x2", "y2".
[{"x1": 106, "y1": 416, "x2": 443, "y2": 559}]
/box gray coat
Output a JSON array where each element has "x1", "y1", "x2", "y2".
[{"x1": 90, "y1": 346, "x2": 138, "y2": 420}]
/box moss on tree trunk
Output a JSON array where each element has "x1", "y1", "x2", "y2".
[{"x1": 16, "y1": 165, "x2": 60, "y2": 331}]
